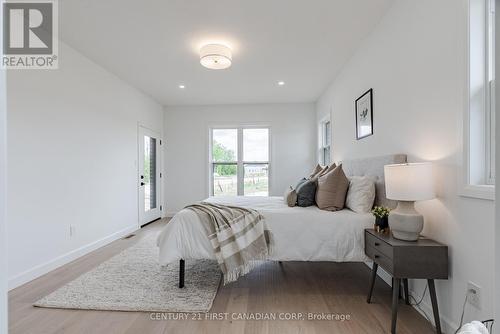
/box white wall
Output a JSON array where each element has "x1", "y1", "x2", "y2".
[
  {"x1": 163, "y1": 103, "x2": 316, "y2": 214},
  {"x1": 316, "y1": 0, "x2": 495, "y2": 330},
  {"x1": 7, "y1": 42, "x2": 163, "y2": 288}
]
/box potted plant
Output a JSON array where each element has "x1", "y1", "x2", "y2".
[{"x1": 372, "y1": 206, "x2": 390, "y2": 232}]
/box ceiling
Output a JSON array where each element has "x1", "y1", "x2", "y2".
[{"x1": 59, "y1": 0, "x2": 394, "y2": 106}]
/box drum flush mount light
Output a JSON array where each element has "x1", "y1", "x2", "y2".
[{"x1": 200, "y1": 44, "x2": 232, "y2": 70}]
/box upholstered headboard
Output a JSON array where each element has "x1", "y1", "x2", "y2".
[{"x1": 341, "y1": 154, "x2": 407, "y2": 208}]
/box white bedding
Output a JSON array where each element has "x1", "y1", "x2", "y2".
[{"x1": 157, "y1": 196, "x2": 374, "y2": 264}]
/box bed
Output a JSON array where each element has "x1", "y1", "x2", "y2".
[{"x1": 157, "y1": 154, "x2": 407, "y2": 287}]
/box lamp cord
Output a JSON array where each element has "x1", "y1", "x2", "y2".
[
  {"x1": 409, "y1": 283, "x2": 494, "y2": 334},
  {"x1": 408, "y1": 283, "x2": 433, "y2": 325},
  {"x1": 454, "y1": 293, "x2": 468, "y2": 334}
]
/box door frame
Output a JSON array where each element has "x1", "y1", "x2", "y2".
[
  {"x1": 495, "y1": 0, "x2": 500, "y2": 323},
  {"x1": 137, "y1": 124, "x2": 162, "y2": 228},
  {"x1": 0, "y1": 14, "x2": 7, "y2": 331}
]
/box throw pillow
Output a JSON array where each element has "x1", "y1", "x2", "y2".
[
  {"x1": 345, "y1": 176, "x2": 376, "y2": 213},
  {"x1": 296, "y1": 178, "x2": 317, "y2": 207},
  {"x1": 295, "y1": 177, "x2": 307, "y2": 189},
  {"x1": 309, "y1": 164, "x2": 324, "y2": 179},
  {"x1": 284, "y1": 186, "x2": 297, "y2": 207},
  {"x1": 317, "y1": 163, "x2": 337, "y2": 178},
  {"x1": 315, "y1": 164, "x2": 349, "y2": 211}
]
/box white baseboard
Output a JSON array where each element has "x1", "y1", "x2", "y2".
[
  {"x1": 8, "y1": 225, "x2": 138, "y2": 290},
  {"x1": 364, "y1": 262, "x2": 456, "y2": 332},
  {"x1": 408, "y1": 287, "x2": 457, "y2": 333}
]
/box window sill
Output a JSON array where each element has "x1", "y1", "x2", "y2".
[{"x1": 460, "y1": 184, "x2": 495, "y2": 201}]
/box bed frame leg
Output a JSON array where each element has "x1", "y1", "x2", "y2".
[{"x1": 179, "y1": 259, "x2": 185, "y2": 288}]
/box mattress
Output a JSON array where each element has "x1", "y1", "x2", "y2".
[{"x1": 157, "y1": 196, "x2": 374, "y2": 264}]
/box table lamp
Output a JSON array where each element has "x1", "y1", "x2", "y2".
[{"x1": 384, "y1": 162, "x2": 435, "y2": 241}]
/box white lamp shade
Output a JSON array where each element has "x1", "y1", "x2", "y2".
[{"x1": 384, "y1": 162, "x2": 435, "y2": 201}]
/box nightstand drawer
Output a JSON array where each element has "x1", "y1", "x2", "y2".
[
  {"x1": 366, "y1": 245, "x2": 393, "y2": 274},
  {"x1": 365, "y1": 232, "x2": 393, "y2": 259}
]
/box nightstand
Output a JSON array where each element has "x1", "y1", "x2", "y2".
[{"x1": 364, "y1": 229, "x2": 448, "y2": 334}]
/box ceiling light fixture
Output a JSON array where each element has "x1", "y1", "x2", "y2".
[
  {"x1": 278, "y1": 81, "x2": 285, "y2": 86},
  {"x1": 179, "y1": 85, "x2": 185, "y2": 89},
  {"x1": 200, "y1": 44, "x2": 232, "y2": 70}
]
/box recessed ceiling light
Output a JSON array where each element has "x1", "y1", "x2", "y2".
[
  {"x1": 200, "y1": 44, "x2": 232, "y2": 70},
  {"x1": 278, "y1": 81, "x2": 285, "y2": 86},
  {"x1": 179, "y1": 85, "x2": 185, "y2": 89}
]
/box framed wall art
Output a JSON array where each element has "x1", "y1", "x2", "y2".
[{"x1": 355, "y1": 88, "x2": 373, "y2": 140}]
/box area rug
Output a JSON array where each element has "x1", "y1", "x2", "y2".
[{"x1": 34, "y1": 234, "x2": 221, "y2": 312}]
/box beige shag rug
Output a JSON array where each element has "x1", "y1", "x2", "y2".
[{"x1": 34, "y1": 234, "x2": 221, "y2": 312}]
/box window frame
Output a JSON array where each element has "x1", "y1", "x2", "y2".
[
  {"x1": 208, "y1": 125, "x2": 271, "y2": 197},
  {"x1": 462, "y1": 0, "x2": 496, "y2": 200},
  {"x1": 485, "y1": 0, "x2": 495, "y2": 185},
  {"x1": 318, "y1": 116, "x2": 331, "y2": 166}
]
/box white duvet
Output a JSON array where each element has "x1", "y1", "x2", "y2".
[{"x1": 157, "y1": 196, "x2": 374, "y2": 264}]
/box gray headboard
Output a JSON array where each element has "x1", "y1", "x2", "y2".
[{"x1": 341, "y1": 154, "x2": 407, "y2": 208}]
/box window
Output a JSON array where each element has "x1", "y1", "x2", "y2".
[
  {"x1": 319, "y1": 119, "x2": 331, "y2": 165},
  {"x1": 210, "y1": 127, "x2": 270, "y2": 196},
  {"x1": 465, "y1": 0, "x2": 495, "y2": 198},
  {"x1": 211, "y1": 129, "x2": 238, "y2": 196}
]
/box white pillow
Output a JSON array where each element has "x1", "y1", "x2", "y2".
[{"x1": 345, "y1": 176, "x2": 376, "y2": 213}]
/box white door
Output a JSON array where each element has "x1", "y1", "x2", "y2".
[{"x1": 138, "y1": 126, "x2": 161, "y2": 226}]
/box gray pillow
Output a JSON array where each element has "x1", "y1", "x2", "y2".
[
  {"x1": 296, "y1": 178, "x2": 317, "y2": 207},
  {"x1": 295, "y1": 178, "x2": 307, "y2": 189}
]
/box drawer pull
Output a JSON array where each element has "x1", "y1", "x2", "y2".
[{"x1": 374, "y1": 242, "x2": 380, "y2": 246}]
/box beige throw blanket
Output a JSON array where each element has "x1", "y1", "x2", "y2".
[{"x1": 185, "y1": 202, "x2": 273, "y2": 284}]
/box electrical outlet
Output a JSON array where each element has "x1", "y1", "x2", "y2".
[{"x1": 467, "y1": 282, "x2": 482, "y2": 309}]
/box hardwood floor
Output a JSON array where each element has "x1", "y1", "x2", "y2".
[{"x1": 9, "y1": 220, "x2": 436, "y2": 334}]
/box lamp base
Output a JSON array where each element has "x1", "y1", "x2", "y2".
[{"x1": 388, "y1": 201, "x2": 423, "y2": 241}]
